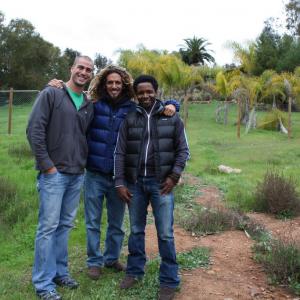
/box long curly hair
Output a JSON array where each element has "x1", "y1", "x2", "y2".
[{"x1": 88, "y1": 65, "x2": 135, "y2": 101}]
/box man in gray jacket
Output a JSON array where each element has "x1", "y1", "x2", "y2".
[{"x1": 27, "y1": 56, "x2": 94, "y2": 300}]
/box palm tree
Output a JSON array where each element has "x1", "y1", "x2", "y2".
[
  {"x1": 226, "y1": 41, "x2": 257, "y2": 75},
  {"x1": 214, "y1": 71, "x2": 235, "y2": 125},
  {"x1": 179, "y1": 36, "x2": 215, "y2": 66}
]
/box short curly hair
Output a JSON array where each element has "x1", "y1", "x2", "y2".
[
  {"x1": 133, "y1": 75, "x2": 158, "y2": 92},
  {"x1": 88, "y1": 65, "x2": 135, "y2": 100}
]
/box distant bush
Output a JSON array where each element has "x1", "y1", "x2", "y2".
[{"x1": 254, "y1": 170, "x2": 300, "y2": 217}]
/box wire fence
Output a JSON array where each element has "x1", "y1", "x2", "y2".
[{"x1": 0, "y1": 89, "x2": 39, "y2": 135}]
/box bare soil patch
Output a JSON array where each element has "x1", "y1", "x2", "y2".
[
  {"x1": 247, "y1": 213, "x2": 300, "y2": 244},
  {"x1": 143, "y1": 174, "x2": 299, "y2": 299}
]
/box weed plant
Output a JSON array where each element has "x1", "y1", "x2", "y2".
[
  {"x1": 177, "y1": 247, "x2": 210, "y2": 270},
  {"x1": 178, "y1": 205, "x2": 241, "y2": 235},
  {"x1": 0, "y1": 176, "x2": 19, "y2": 225},
  {"x1": 254, "y1": 170, "x2": 300, "y2": 217},
  {"x1": 254, "y1": 235, "x2": 300, "y2": 295},
  {"x1": 8, "y1": 142, "x2": 32, "y2": 159}
]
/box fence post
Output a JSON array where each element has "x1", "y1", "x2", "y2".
[
  {"x1": 237, "y1": 99, "x2": 241, "y2": 139},
  {"x1": 288, "y1": 96, "x2": 292, "y2": 140},
  {"x1": 8, "y1": 87, "x2": 13, "y2": 135}
]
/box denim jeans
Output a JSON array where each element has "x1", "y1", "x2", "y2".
[
  {"x1": 32, "y1": 172, "x2": 84, "y2": 293},
  {"x1": 127, "y1": 176, "x2": 180, "y2": 288},
  {"x1": 84, "y1": 170, "x2": 125, "y2": 267}
]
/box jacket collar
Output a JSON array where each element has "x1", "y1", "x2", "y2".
[{"x1": 136, "y1": 99, "x2": 164, "y2": 115}]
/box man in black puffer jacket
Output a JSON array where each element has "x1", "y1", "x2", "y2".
[{"x1": 115, "y1": 75, "x2": 189, "y2": 300}]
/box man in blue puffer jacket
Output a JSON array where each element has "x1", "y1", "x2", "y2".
[{"x1": 84, "y1": 65, "x2": 179, "y2": 280}]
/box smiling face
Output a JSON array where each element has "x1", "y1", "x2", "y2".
[
  {"x1": 136, "y1": 82, "x2": 156, "y2": 109},
  {"x1": 105, "y1": 72, "x2": 123, "y2": 100},
  {"x1": 70, "y1": 57, "x2": 93, "y2": 87}
]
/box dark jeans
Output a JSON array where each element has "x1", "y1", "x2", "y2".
[{"x1": 127, "y1": 176, "x2": 180, "y2": 288}]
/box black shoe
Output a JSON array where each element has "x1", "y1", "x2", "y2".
[
  {"x1": 53, "y1": 277, "x2": 79, "y2": 289},
  {"x1": 37, "y1": 290, "x2": 62, "y2": 300}
]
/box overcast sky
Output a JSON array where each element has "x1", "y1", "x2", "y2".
[{"x1": 1, "y1": 0, "x2": 286, "y2": 66}]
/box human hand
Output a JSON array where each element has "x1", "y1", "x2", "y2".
[
  {"x1": 44, "y1": 166, "x2": 57, "y2": 174},
  {"x1": 117, "y1": 186, "x2": 132, "y2": 204},
  {"x1": 48, "y1": 79, "x2": 64, "y2": 89},
  {"x1": 163, "y1": 104, "x2": 176, "y2": 116},
  {"x1": 160, "y1": 177, "x2": 175, "y2": 195}
]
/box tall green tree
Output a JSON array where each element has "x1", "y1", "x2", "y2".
[
  {"x1": 94, "y1": 53, "x2": 112, "y2": 73},
  {"x1": 285, "y1": 0, "x2": 300, "y2": 37},
  {"x1": 179, "y1": 36, "x2": 215, "y2": 65},
  {"x1": 0, "y1": 13, "x2": 84, "y2": 89},
  {"x1": 254, "y1": 20, "x2": 281, "y2": 75}
]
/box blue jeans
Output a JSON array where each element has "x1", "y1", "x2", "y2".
[
  {"x1": 32, "y1": 172, "x2": 84, "y2": 293},
  {"x1": 84, "y1": 170, "x2": 125, "y2": 267},
  {"x1": 127, "y1": 176, "x2": 180, "y2": 288}
]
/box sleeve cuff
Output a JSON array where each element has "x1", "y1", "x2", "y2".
[{"x1": 115, "y1": 178, "x2": 126, "y2": 187}]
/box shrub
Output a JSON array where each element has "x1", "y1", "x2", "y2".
[
  {"x1": 254, "y1": 170, "x2": 300, "y2": 216},
  {"x1": 257, "y1": 108, "x2": 288, "y2": 131},
  {"x1": 178, "y1": 206, "x2": 241, "y2": 235},
  {"x1": 254, "y1": 236, "x2": 300, "y2": 294}
]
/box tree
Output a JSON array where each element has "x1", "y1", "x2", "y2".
[
  {"x1": 213, "y1": 71, "x2": 236, "y2": 125},
  {"x1": 62, "y1": 48, "x2": 81, "y2": 67},
  {"x1": 285, "y1": 0, "x2": 300, "y2": 37},
  {"x1": 276, "y1": 37, "x2": 300, "y2": 72},
  {"x1": 94, "y1": 53, "x2": 112, "y2": 73},
  {"x1": 226, "y1": 41, "x2": 257, "y2": 75},
  {"x1": 179, "y1": 36, "x2": 215, "y2": 65},
  {"x1": 0, "y1": 13, "x2": 84, "y2": 89},
  {"x1": 254, "y1": 19, "x2": 281, "y2": 75},
  {"x1": 2, "y1": 18, "x2": 62, "y2": 89},
  {"x1": 260, "y1": 70, "x2": 285, "y2": 108}
]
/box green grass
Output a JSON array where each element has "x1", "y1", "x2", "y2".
[
  {"x1": 1, "y1": 101, "x2": 300, "y2": 299},
  {"x1": 183, "y1": 102, "x2": 300, "y2": 210}
]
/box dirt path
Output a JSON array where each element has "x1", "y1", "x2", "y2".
[{"x1": 144, "y1": 174, "x2": 299, "y2": 300}]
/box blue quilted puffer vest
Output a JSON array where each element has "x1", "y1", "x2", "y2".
[{"x1": 86, "y1": 97, "x2": 136, "y2": 174}]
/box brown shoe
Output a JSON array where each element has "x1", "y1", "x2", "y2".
[
  {"x1": 158, "y1": 286, "x2": 176, "y2": 300},
  {"x1": 87, "y1": 266, "x2": 102, "y2": 280},
  {"x1": 119, "y1": 275, "x2": 139, "y2": 289},
  {"x1": 105, "y1": 260, "x2": 126, "y2": 272}
]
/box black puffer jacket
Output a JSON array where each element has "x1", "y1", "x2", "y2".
[{"x1": 114, "y1": 100, "x2": 189, "y2": 185}]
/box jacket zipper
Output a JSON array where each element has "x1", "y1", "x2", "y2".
[{"x1": 144, "y1": 101, "x2": 156, "y2": 176}]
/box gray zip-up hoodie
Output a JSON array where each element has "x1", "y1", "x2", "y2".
[{"x1": 26, "y1": 86, "x2": 94, "y2": 174}]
